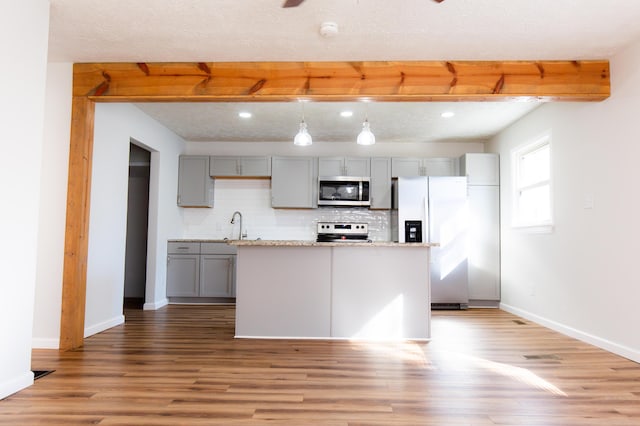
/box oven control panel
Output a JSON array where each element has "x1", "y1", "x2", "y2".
[{"x1": 317, "y1": 222, "x2": 368, "y2": 235}]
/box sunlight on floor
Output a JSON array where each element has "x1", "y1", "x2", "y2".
[
  {"x1": 432, "y1": 318, "x2": 567, "y2": 396},
  {"x1": 349, "y1": 340, "x2": 433, "y2": 367},
  {"x1": 441, "y1": 350, "x2": 567, "y2": 396}
]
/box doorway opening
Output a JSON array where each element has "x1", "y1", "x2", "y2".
[{"x1": 123, "y1": 141, "x2": 151, "y2": 310}]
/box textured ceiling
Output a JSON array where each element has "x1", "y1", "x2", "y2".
[
  {"x1": 49, "y1": 0, "x2": 640, "y2": 62},
  {"x1": 134, "y1": 101, "x2": 540, "y2": 143},
  {"x1": 49, "y1": 0, "x2": 640, "y2": 143}
]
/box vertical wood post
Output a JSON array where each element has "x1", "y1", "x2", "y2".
[{"x1": 59, "y1": 96, "x2": 95, "y2": 350}]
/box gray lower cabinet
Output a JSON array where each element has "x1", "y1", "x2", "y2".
[
  {"x1": 167, "y1": 242, "x2": 201, "y2": 297},
  {"x1": 166, "y1": 255, "x2": 200, "y2": 297},
  {"x1": 177, "y1": 156, "x2": 214, "y2": 207},
  {"x1": 271, "y1": 156, "x2": 318, "y2": 208},
  {"x1": 167, "y1": 241, "x2": 237, "y2": 300},
  {"x1": 200, "y1": 255, "x2": 236, "y2": 297},
  {"x1": 200, "y1": 242, "x2": 237, "y2": 297}
]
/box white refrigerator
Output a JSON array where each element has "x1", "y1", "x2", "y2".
[{"x1": 392, "y1": 176, "x2": 469, "y2": 308}]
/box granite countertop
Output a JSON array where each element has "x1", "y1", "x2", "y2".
[
  {"x1": 228, "y1": 240, "x2": 435, "y2": 248},
  {"x1": 168, "y1": 239, "x2": 231, "y2": 243},
  {"x1": 169, "y1": 239, "x2": 435, "y2": 247}
]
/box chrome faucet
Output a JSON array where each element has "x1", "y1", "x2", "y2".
[{"x1": 230, "y1": 211, "x2": 244, "y2": 240}]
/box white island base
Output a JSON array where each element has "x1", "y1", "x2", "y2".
[{"x1": 232, "y1": 242, "x2": 431, "y2": 341}]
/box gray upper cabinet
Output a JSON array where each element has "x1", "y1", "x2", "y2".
[
  {"x1": 460, "y1": 153, "x2": 500, "y2": 186},
  {"x1": 391, "y1": 157, "x2": 423, "y2": 177},
  {"x1": 370, "y1": 157, "x2": 392, "y2": 210},
  {"x1": 177, "y1": 156, "x2": 214, "y2": 207},
  {"x1": 392, "y1": 157, "x2": 458, "y2": 177},
  {"x1": 318, "y1": 157, "x2": 370, "y2": 177},
  {"x1": 210, "y1": 156, "x2": 271, "y2": 177},
  {"x1": 271, "y1": 156, "x2": 318, "y2": 208},
  {"x1": 423, "y1": 157, "x2": 459, "y2": 176}
]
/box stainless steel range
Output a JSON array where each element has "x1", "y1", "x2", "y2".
[{"x1": 316, "y1": 222, "x2": 370, "y2": 242}]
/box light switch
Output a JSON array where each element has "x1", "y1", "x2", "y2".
[{"x1": 583, "y1": 193, "x2": 594, "y2": 209}]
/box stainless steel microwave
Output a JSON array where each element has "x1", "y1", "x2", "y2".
[{"x1": 318, "y1": 176, "x2": 371, "y2": 207}]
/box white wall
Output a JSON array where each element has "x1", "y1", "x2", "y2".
[
  {"x1": 488, "y1": 37, "x2": 640, "y2": 362},
  {"x1": 186, "y1": 140, "x2": 484, "y2": 158},
  {"x1": 183, "y1": 141, "x2": 484, "y2": 241},
  {"x1": 183, "y1": 179, "x2": 393, "y2": 241},
  {"x1": 0, "y1": 0, "x2": 50, "y2": 399},
  {"x1": 85, "y1": 104, "x2": 185, "y2": 336},
  {"x1": 32, "y1": 62, "x2": 72, "y2": 349}
]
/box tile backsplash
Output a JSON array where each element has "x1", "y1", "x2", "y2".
[{"x1": 182, "y1": 179, "x2": 391, "y2": 241}]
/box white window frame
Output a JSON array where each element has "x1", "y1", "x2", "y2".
[{"x1": 511, "y1": 131, "x2": 554, "y2": 232}]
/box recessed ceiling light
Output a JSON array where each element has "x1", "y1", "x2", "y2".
[
  {"x1": 441, "y1": 111, "x2": 455, "y2": 118},
  {"x1": 340, "y1": 110, "x2": 353, "y2": 118},
  {"x1": 238, "y1": 112, "x2": 252, "y2": 119}
]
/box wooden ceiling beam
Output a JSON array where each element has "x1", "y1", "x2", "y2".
[
  {"x1": 73, "y1": 60, "x2": 610, "y2": 102},
  {"x1": 60, "y1": 59, "x2": 610, "y2": 350}
]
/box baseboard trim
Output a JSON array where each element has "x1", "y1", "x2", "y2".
[
  {"x1": 143, "y1": 298, "x2": 168, "y2": 310},
  {"x1": 500, "y1": 303, "x2": 640, "y2": 364},
  {"x1": 84, "y1": 315, "x2": 125, "y2": 338},
  {"x1": 31, "y1": 337, "x2": 59, "y2": 349},
  {"x1": 0, "y1": 371, "x2": 34, "y2": 400},
  {"x1": 234, "y1": 335, "x2": 431, "y2": 342}
]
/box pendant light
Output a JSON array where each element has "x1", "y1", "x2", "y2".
[
  {"x1": 357, "y1": 118, "x2": 376, "y2": 145},
  {"x1": 293, "y1": 102, "x2": 312, "y2": 146}
]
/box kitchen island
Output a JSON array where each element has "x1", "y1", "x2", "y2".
[{"x1": 229, "y1": 240, "x2": 433, "y2": 341}]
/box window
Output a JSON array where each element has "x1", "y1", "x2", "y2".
[{"x1": 512, "y1": 133, "x2": 552, "y2": 230}]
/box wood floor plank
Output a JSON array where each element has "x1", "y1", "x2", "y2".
[{"x1": 1, "y1": 305, "x2": 639, "y2": 425}]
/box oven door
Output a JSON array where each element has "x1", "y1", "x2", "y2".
[{"x1": 318, "y1": 177, "x2": 370, "y2": 207}]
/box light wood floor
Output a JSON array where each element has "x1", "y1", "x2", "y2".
[{"x1": 2, "y1": 305, "x2": 639, "y2": 425}]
